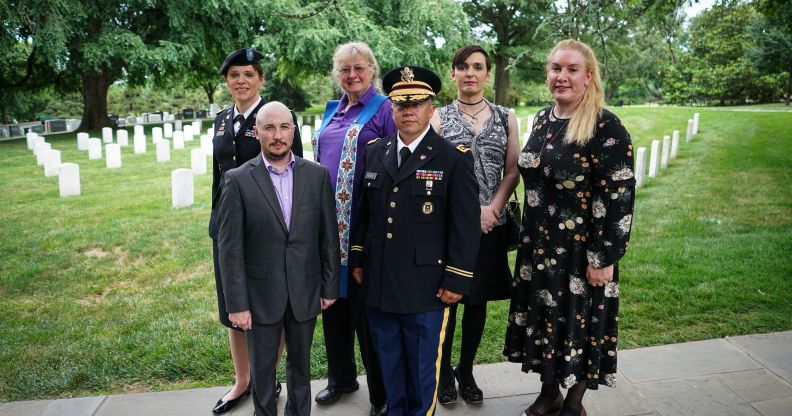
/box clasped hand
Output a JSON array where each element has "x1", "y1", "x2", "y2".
[
  {"x1": 586, "y1": 264, "x2": 614, "y2": 287},
  {"x1": 480, "y1": 205, "x2": 499, "y2": 234}
]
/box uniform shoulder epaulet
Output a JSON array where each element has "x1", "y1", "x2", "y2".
[
  {"x1": 216, "y1": 108, "x2": 227, "y2": 115},
  {"x1": 367, "y1": 138, "x2": 380, "y2": 145},
  {"x1": 456, "y1": 144, "x2": 470, "y2": 153}
]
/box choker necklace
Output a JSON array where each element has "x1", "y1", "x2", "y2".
[
  {"x1": 458, "y1": 100, "x2": 488, "y2": 125},
  {"x1": 457, "y1": 97, "x2": 484, "y2": 106}
]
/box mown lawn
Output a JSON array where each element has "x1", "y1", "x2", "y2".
[{"x1": 1, "y1": 107, "x2": 790, "y2": 401}]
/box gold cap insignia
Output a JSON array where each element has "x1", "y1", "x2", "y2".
[{"x1": 400, "y1": 67, "x2": 415, "y2": 83}]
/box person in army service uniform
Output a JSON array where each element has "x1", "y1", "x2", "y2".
[
  {"x1": 349, "y1": 66, "x2": 481, "y2": 416},
  {"x1": 208, "y1": 47, "x2": 302, "y2": 415}
]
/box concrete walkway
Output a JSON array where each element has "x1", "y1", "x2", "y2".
[{"x1": 2, "y1": 331, "x2": 790, "y2": 416}]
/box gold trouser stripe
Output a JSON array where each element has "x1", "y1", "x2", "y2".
[
  {"x1": 427, "y1": 307, "x2": 450, "y2": 416},
  {"x1": 445, "y1": 265, "x2": 474, "y2": 278},
  {"x1": 350, "y1": 245, "x2": 364, "y2": 251}
]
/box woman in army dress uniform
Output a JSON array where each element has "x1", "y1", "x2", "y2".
[
  {"x1": 503, "y1": 39, "x2": 635, "y2": 416},
  {"x1": 208, "y1": 47, "x2": 302, "y2": 414}
]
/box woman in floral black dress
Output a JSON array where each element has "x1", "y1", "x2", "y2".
[{"x1": 504, "y1": 39, "x2": 635, "y2": 416}]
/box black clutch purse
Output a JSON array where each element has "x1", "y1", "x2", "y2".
[{"x1": 504, "y1": 190, "x2": 521, "y2": 251}]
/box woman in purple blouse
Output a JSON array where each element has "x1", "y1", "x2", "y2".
[{"x1": 311, "y1": 42, "x2": 395, "y2": 416}]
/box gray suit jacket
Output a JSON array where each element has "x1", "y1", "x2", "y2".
[{"x1": 218, "y1": 154, "x2": 340, "y2": 324}]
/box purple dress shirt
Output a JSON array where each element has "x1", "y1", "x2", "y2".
[{"x1": 262, "y1": 152, "x2": 296, "y2": 231}]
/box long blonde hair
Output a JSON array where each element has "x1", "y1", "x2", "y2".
[{"x1": 547, "y1": 39, "x2": 605, "y2": 146}]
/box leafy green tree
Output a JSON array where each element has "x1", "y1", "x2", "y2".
[{"x1": 751, "y1": 0, "x2": 792, "y2": 104}]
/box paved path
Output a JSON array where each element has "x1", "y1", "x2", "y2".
[{"x1": 2, "y1": 331, "x2": 790, "y2": 416}]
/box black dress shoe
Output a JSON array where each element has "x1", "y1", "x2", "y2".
[
  {"x1": 212, "y1": 385, "x2": 251, "y2": 414},
  {"x1": 370, "y1": 403, "x2": 388, "y2": 416},
  {"x1": 454, "y1": 366, "x2": 483, "y2": 403},
  {"x1": 314, "y1": 381, "x2": 360, "y2": 405},
  {"x1": 437, "y1": 384, "x2": 457, "y2": 405}
]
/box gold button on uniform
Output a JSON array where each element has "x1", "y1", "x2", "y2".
[
  {"x1": 390, "y1": 201, "x2": 396, "y2": 208},
  {"x1": 393, "y1": 186, "x2": 399, "y2": 192},
  {"x1": 387, "y1": 218, "x2": 393, "y2": 223},
  {"x1": 232, "y1": 156, "x2": 236, "y2": 161},
  {"x1": 387, "y1": 232, "x2": 393, "y2": 239}
]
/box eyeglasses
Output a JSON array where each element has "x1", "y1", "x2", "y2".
[{"x1": 336, "y1": 65, "x2": 370, "y2": 76}]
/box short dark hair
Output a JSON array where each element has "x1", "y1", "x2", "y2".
[{"x1": 451, "y1": 45, "x2": 492, "y2": 72}]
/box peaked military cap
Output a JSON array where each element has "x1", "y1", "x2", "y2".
[
  {"x1": 220, "y1": 47, "x2": 264, "y2": 75},
  {"x1": 383, "y1": 66, "x2": 441, "y2": 104}
]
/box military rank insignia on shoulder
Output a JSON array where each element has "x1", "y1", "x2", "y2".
[
  {"x1": 456, "y1": 144, "x2": 470, "y2": 153},
  {"x1": 367, "y1": 138, "x2": 380, "y2": 145}
]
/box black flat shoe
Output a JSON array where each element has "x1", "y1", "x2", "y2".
[
  {"x1": 454, "y1": 366, "x2": 483, "y2": 404},
  {"x1": 437, "y1": 384, "x2": 457, "y2": 405},
  {"x1": 212, "y1": 385, "x2": 251, "y2": 414},
  {"x1": 370, "y1": 402, "x2": 388, "y2": 416},
  {"x1": 314, "y1": 380, "x2": 360, "y2": 405}
]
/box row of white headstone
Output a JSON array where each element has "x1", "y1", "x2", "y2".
[
  {"x1": 26, "y1": 132, "x2": 80, "y2": 197},
  {"x1": 515, "y1": 111, "x2": 701, "y2": 188}
]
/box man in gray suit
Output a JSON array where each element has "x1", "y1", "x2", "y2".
[{"x1": 218, "y1": 101, "x2": 340, "y2": 416}]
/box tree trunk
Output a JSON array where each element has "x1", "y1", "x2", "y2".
[
  {"x1": 79, "y1": 68, "x2": 115, "y2": 130},
  {"x1": 494, "y1": 53, "x2": 511, "y2": 106},
  {"x1": 203, "y1": 82, "x2": 216, "y2": 105},
  {"x1": 606, "y1": 80, "x2": 618, "y2": 103},
  {"x1": 1, "y1": 103, "x2": 8, "y2": 124}
]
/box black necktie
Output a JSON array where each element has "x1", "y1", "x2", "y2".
[
  {"x1": 233, "y1": 114, "x2": 245, "y2": 134},
  {"x1": 399, "y1": 147, "x2": 412, "y2": 169}
]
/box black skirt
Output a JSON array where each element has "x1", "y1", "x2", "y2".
[
  {"x1": 212, "y1": 239, "x2": 243, "y2": 332},
  {"x1": 462, "y1": 223, "x2": 512, "y2": 305}
]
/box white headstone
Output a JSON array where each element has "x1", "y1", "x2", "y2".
[
  {"x1": 661, "y1": 135, "x2": 670, "y2": 169},
  {"x1": 648, "y1": 140, "x2": 660, "y2": 178},
  {"x1": 184, "y1": 124, "x2": 194, "y2": 141},
  {"x1": 163, "y1": 112, "x2": 170, "y2": 121},
  {"x1": 164, "y1": 122, "x2": 173, "y2": 138},
  {"x1": 134, "y1": 124, "x2": 144, "y2": 136},
  {"x1": 207, "y1": 127, "x2": 214, "y2": 137},
  {"x1": 191, "y1": 149, "x2": 207, "y2": 175},
  {"x1": 303, "y1": 150, "x2": 315, "y2": 162},
  {"x1": 156, "y1": 139, "x2": 171, "y2": 162},
  {"x1": 30, "y1": 136, "x2": 45, "y2": 153},
  {"x1": 44, "y1": 149, "x2": 61, "y2": 177},
  {"x1": 171, "y1": 168, "x2": 194, "y2": 208},
  {"x1": 35, "y1": 142, "x2": 52, "y2": 165},
  {"x1": 635, "y1": 147, "x2": 646, "y2": 188},
  {"x1": 106, "y1": 143, "x2": 121, "y2": 169},
  {"x1": 77, "y1": 133, "x2": 90, "y2": 151},
  {"x1": 173, "y1": 131, "x2": 185, "y2": 149},
  {"x1": 149, "y1": 114, "x2": 162, "y2": 123},
  {"x1": 152, "y1": 127, "x2": 163, "y2": 143},
  {"x1": 116, "y1": 129, "x2": 129, "y2": 146},
  {"x1": 101, "y1": 127, "x2": 113, "y2": 143},
  {"x1": 134, "y1": 134, "x2": 147, "y2": 154},
  {"x1": 671, "y1": 131, "x2": 680, "y2": 159},
  {"x1": 314, "y1": 118, "x2": 321, "y2": 132},
  {"x1": 522, "y1": 132, "x2": 530, "y2": 147},
  {"x1": 527, "y1": 114, "x2": 535, "y2": 131},
  {"x1": 693, "y1": 112, "x2": 700, "y2": 135},
  {"x1": 201, "y1": 135, "x2": 213, "y2": 155},
  {"x1": 59, "y1": 163, "x2": 80, "y2": 197},
  {"x1": 175, "y1": 120, "x2": 183, "y2": 131},
  {"x1": 298, "y1": 115, "x2": 304, "y2": 127},
  {"x1": 191, "y1": 120, "x2": 202, "y2": 135},
  {"x1": 301, "y1": 125, "x2": 312, "y2": 141},
  {"x1": 209, "y1": 103, "x2": 219, "y2": 115},
  {"x1": 88, "y1": 138, "x2": 102, "y2": 160},
  {"x1": 686, "y1": 119, "x2": 693, "y2": 143},
  {"x1": 26, "y1": 132, "x2": 38, "y2": 149}
]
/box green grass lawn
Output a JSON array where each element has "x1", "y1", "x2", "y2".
[{"x1": 1, "y1": 107, "x2": 791, "y2": 401}]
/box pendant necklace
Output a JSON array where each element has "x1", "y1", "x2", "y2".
[
  {"x1": 457, "y1": 99, "x2": 488, "y2": 125},
  {"x1": 532, "y1": 107, "x2": 569, "y2": 168}
]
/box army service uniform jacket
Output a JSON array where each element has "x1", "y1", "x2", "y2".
[
  {"x1": 349, "y1": 127, "x2": 480, "y2": 314},
  {"x1": 209, "y1": 100, "x2": 303, "y2": 239}
]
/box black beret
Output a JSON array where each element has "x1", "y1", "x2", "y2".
[
  {"x1": 382, "y1": 66, "x2": 441, "y2": 104},
  {"x1": 220, "y1": 48, "x2": 264, "y2": 75}
]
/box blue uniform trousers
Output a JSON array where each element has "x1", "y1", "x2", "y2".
[{"x1": 367, "y1": 306, "x2": 450, "y2": 416}]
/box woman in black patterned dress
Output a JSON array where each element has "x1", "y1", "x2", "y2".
[{"x1": 504, "y1": 39, "x2": 635, "y2": 416}]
